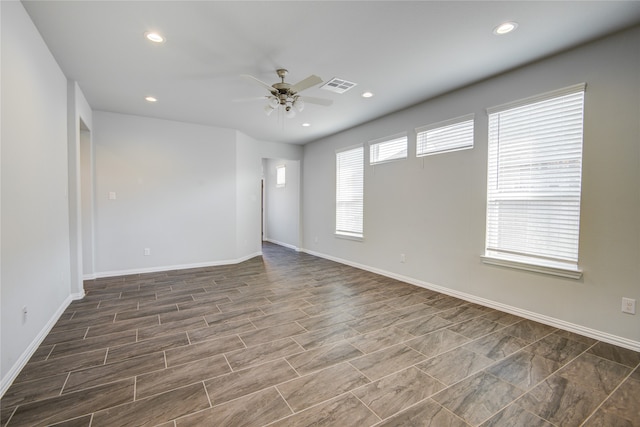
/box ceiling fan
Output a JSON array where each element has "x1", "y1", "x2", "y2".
[{"x1": 241, "y1": 69, "x2": 332, "y2": 117}]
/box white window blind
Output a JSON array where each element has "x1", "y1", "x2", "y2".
[
  {"x1": 336, "y1": 146, "x2": 364, "y2": 238},
  {"x1": 484, "y1": 84, "x2": 585, "y2": 275},
  {"x1": 276, "y1": 165, "x2": 286, "y2": 187},
  {"x1": 416, "y1": 114, "x2": 474, "y2": 156},
  {"x1": 369, "y1": 134, "x2": 407, "y2": 165}
]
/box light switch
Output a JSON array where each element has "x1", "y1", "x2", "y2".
[{"x1": 108, "y1": 191, "x2": 116, "y2": 200}]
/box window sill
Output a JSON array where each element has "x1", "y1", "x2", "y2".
[
  {"x1": 481, "y1": 254, "x2": 582, "y2": 280},
  {"x1": 335, "y1": 232, "x2": 364, "y2": 242}
]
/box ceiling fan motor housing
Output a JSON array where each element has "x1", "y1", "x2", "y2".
[{"x1": 244, "y1": 68, "x2": 328, "y2": 116}]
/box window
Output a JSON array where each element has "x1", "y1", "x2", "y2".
[
  {"x1": 483, "y1": 84, "x2": 585, "y2": 278},
  {"x1": 276, "y1": 165, "x2": 286, "y2": 187},
  {"x1": 416, "y1": 114, "x2": 474, "y2": 156},
  {"x1": 336, "y1": 146, "x2": 364, "y2": 239},
  {"x1": 369, "y1": 133, "x2": 407, "y2": 165}
]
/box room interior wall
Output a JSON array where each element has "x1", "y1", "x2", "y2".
[
  {"x1": 263, "y1": 158, "x2": 301, "y2": 250},
  {"x1": 92, "y1": 111, "x2": 239, "y2": 275},
  {"x1": 302, "y1": 26, "x2": 640, "y2": 348},
  {"x1": 67, "y1": 81, "x2": 93, "y2": 293},
  {"x1": 91, "y1": 115, "x2": 304, "y2": 276},
  {"x1": 235, "y1": 133, "x2": 303, "y2": 259},
  {"x1": 1, "y1": 0, "x2": 73, "y2": 392}
]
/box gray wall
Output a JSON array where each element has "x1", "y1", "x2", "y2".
[
  {"x1": 235, "y1": 133, "x2": 303, "y2": 258},
  {"x1": 91, "y1": 113, "x2": 304, "y2": 276},
  {"x1": 1, "y1": 1, "x2": 72, "y2": 391},
  {"x1": 93, "y1": 111, "x2": 238, "y2": 273},
  {"x1": 302, "y1": 26, "x2": 640, "y2": 347},
  {"x1": 264, "y1": 158, "x2": 301, "y2": 249}
]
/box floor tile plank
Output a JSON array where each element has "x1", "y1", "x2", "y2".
[
  {"x1": 277, "y1": 363, "x2": 370, "y2": 412},
  {"x1": 4, "y1": 243, "x2": 638, "y2": 427},
  {"x1": 91, "y1": 383, "x2": 210, "y2": 427},
  {"x1": 175, "y1": 387, "x2": 292, "y2": 427}
]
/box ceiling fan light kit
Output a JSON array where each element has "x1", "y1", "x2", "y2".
[{"x1": 243, "y1": 68, "x2": 332, "y2": 119}]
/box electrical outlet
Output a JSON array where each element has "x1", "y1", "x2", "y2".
[
  {"x1": 144, "y1": 248, "x2": 151, "y2": 256},
  {"x1": 622, "y1": 297, "x2": 636, "y2": 314},
  {"x1": 400, "y1": 253, "x2": 406, "y2": 263}
]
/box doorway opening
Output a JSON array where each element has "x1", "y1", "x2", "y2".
[{"x1": 261, "y1": 158, "x2": 301, "y2": 250}]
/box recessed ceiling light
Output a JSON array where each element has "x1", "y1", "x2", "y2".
[
  {"x1": 361, "y1": 91, "x2": 374, "y2": 98},
  {"x1": 493, "y1": 22, "x2": 518, "y2": 35},
  {"x1": 302, "y1": 123, "x2": 311, "y2": 127},
  {"x1": 145, "y1": 96, "x2": 158, "y2": 102},
  {"x1": 144, "y1": 32, "x2": 165, "y2": 43}
]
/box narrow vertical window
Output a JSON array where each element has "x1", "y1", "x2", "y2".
[
  {"x1": 276, "y1": 165, "x2": 286, "y2": 187},
  {"x1": 336, "y1": 146, "x2": 364, "y2": 239},
  {"x1": 483, "y1": 84, "x2": 585, "y2": 278}
]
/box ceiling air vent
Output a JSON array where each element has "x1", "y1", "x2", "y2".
[{"x1": 321, "y1": 77, "x2": 357, "y2": 94}]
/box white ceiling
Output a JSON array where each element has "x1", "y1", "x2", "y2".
[{"x1": 22, "y1": 1, "x2": 640, "y2": 145}]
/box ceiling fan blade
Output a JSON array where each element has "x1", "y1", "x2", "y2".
[
  {"x1": 240, "y1": 74, "x2": 275, "y2": 93},
  {"x1": 301, "y1": 96, "x2": 333, "y2": 106},
  {"x1": 290, "y1": 75, "x2": 323, "y2": 94}
]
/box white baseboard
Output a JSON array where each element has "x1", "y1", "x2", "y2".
[
  {"x1": 71, "y1": 290, "x2": 86, "y2": 300},
  {"x1": 0, "y1": 292, "x2": 83, "y2": 397},
  {"x1": 88, "y1": 252, "x2": 263, "y2": 279},
  {"x1": 301, "y1": 248, "x2": 640, "y2": 352},
  {"x1": 263, "y1": 238, "x2": 299, "y2": 252}
]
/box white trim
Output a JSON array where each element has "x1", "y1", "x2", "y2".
[
  {"x1": 263, "y1": 238, "x2": 299, "y2": 252},
  {"x1": 481, "y1": 255, "x2": 583, "y2": 280},
  {"x1": 300, "y1": 248, "x2": 640, "y2": 352},
  {"x1": 486, "y1": 82, "x2": 586, "y2": 114},
  {"x1": 1, "y1": 293, "x2": 81, "y2": 397},
  {"x1": 334, "y1": 232, "x2": 364, "y2": 242},
  {"x1": 368, "y1": 131, "x2": 407, "y2": 146},
  {"x1": 89, "y1": 252, "x2": 262, "y2": 279},
  {"x1": 415, "y1": 113, "x2": 475, "y2": 134},
  {"x1": 71, "y1": 290, "x2": 86, "y2": 300},
  {"x1": 335, "y1": 142, "x2": 363, "y2": 154}
]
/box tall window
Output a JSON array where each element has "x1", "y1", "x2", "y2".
[
  {"x1": 483, "y1": 84, "x2": 585, "y2": 278},
  {"x1": 336, "y1": 146, "x2": 364, "y2": 238}
]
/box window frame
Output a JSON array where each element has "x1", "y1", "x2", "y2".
[
  {"x1": 482, "y1": 83, "x2": 586, "y2": 279},
  {"x1": 368, "y1": 132, "x2": 408, "y2": 165},
  {"x1": 335, "y1": 144, "x2": 364, "y2": 240},
  {"x1": 415, "y1": 113, "x2": 474, "y2": 157}
]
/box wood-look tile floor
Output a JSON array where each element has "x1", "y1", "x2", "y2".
[{"x1": 2, "y1": 242, "x2": 639, "y2": 426}]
